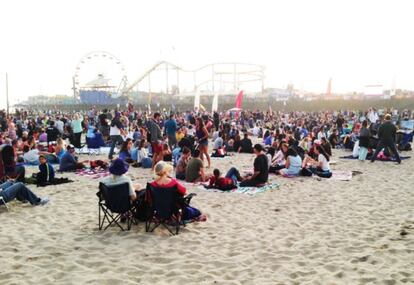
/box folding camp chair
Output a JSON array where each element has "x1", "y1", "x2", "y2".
[
  {"x1": 97, "y1": 182, "x2": 137, "y2": 231},
  {"x1": 145, "y1": 183, "x2": 184, "y2": 236}
]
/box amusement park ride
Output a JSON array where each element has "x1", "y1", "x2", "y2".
[{"x1": 72, "y1": 51, "x2": 265, "y2": 107}]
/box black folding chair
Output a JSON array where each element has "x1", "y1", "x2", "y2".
[
  {"x1": 97, "y1": 182, "x2": 137, "y2": 231},
  {"x1": 145, "y1": 183, "x2": 184, "y2": 236}
]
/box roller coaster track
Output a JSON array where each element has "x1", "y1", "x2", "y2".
[{"x1": 122, "y1": 61, "x2": 265, "y2": 96}]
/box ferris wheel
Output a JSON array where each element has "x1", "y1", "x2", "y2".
[{"x1": 73, "y1": 51, "x2": 128, "y2": 99}]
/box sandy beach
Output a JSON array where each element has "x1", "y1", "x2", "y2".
[{"x1": 0, "y1": 148, "x2": 413, "y2": 285}]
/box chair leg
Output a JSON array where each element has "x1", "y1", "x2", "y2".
[
  {"x1": 98, "y1": 203, "x2": 102, "y2": 230},
  {"x1": 0, "y1": 197, "x2": 8, "y2": 211}
]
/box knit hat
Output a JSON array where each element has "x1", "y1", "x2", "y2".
[{"x1": 109, "y1": 158, "x2": 129, "y2": 176}]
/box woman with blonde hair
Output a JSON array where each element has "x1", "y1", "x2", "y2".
[
  {"x1": 71, "y1": 113, "x2": 83, "y2": 148},
  {"x1": 150, "y1": 161, "x2": 204, "y2": 221},
  {"x1": 54, "y1": 138, "x2": 66, "y2": 161}
]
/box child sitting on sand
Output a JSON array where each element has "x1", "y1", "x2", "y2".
[{"x1": 36, "y1": 154, "x2": 55, "y2": 185}]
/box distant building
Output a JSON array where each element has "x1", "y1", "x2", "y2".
[
  {"x1": 363, "y1": 85, "x2": 388, "y2": 99},
  {"x1": 265, "y1": 88, "x2": 293, "y2": 101}
]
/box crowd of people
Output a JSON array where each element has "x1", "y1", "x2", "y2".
[{"x1": 0, "y1": 106, "x2": 412, "y2": 210}]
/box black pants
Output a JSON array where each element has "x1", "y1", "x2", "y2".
[
  {"x1": 73, "y1": 132, "x2": 82, "y2": 148},
  {"x1": 269, "y1": 164, "x2": 285, "y2": 173},
  {"x1": 371, "y1": 140, "x2": 401, "y2": 163}
]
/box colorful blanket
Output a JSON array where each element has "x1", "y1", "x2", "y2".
[
  {"x1": 340, "y1": 155, "x2": 410, "y2": 162},
  {"x1": 197, "y1": 182, "x2": 279, "y2": 196},
  {"x1": 75, "y1": 168, "x2": 110, "y2": 179}
]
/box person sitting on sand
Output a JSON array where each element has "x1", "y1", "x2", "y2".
[
  {"x1": 239, "y1": 133, "x2": 253, "y2": 153},
  {"x1": 135, "y1": 139, "x2": 152, "y2": 168},
  {"x1": 185, "y1": 149, "x2": 208, "y2": 183},
  {"x1": 225, "y1": 144, "x2": 269, "y2": 187},
  {"x1": 302, "y1": 145, "x2": 332, "y2": 178},
  {"x1": 0, "y1": 180, "x2": 49, "y2": 206},
  {"x1": 101, "y1": 158, "x2": 140, "y2": 202},
  {"x1": 176, "y1": 147, "x2": 191, "y2": 180},
  {"x1": 269, "y1": 142, "x2": 288, "y2": 173},
  {"x1": 278, "y1": 147, "x2": 302, "y2": 177},
  {"x1": 35, "y1": 154, "x2": 55, "y2": 186},
  {"x1": 54, "y1": 138, "x2": 66, "y2": 162},
  {"x1": 118, "y1": 138, "x2": 134, "y2": 163},
  {"x1": 320, "y1": 137, "x2": 332, "y2": 157},
  {"x1": 59, "y1": 144, "x2": 86, "y2": 172},
  {"x1": 162, "y1": 143, "x2": 172, "y2": 162},
  {"x1": 22, "y1": 145, "x2": 58, "y2": 165}
]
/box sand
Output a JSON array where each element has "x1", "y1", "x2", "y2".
[{"x1": 0, "y1": 148, "x2": 413, "y2": 285}]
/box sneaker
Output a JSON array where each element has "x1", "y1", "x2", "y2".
[{"x1": 37, "y1": 197, "x2": 49, "y2": 206}]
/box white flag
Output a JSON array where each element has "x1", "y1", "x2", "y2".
[{"x1": 212, "y1": 92, "x2": 218, "y2": 112}]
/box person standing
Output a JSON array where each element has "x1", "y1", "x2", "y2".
[
  {"x1": 195, "y1": 117, "x2": 211, "y2": 168},
  {"x1": 371, "y1": 114, "x2": 401, "y2": 164},
  {"x1": 108, "y1": 112, "x2": 127, "y2": 160},
  {"x1": 147, "y1": 112, "x2": 164, "y2": 169},
  {"x1": 71, "y1": 113, "x2": 83, "y2": 148},
  {"x1": 164, "y1": 114, "x2": 177, "y2": 149}
]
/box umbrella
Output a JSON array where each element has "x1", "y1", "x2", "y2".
[{"x1": 228, "y1": 107, "x2": 243, "y2": 112}]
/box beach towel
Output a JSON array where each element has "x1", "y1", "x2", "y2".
[
  {"x1": 198, "y1": 182, "x2": 279, "y2": 196},
  {"x1": 75, "y1": 168, "x2": 110, "y2": 179},
  {"x1": 330, "y1": 170, "x2": 353, "y2": 181},
  {"x1": 340, "y1": 154, "x2": 410, "y2": 162}
]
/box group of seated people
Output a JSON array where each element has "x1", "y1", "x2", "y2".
[
  {"x1": 266, "y1": 138, "x2": 332, "y2": 178},
  {"x1": 100, "y1": 158, "x2": 204, "y2": 221}
]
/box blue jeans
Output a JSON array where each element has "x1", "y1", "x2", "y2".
[
  {"x1": 109, "y1": 135, "x2": 124, "y2": 159},
  {"x1": 0, "y1": 182, "x2": 41, "y2": 205},
  {"x1": 225, "y1": 167, "x2": 242, "y2": 185}
]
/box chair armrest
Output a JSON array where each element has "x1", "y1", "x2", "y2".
[{"x1": 184, "y1": 193, "x2": 197, "y2": 204}]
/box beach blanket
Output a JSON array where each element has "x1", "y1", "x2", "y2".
[
  {"x1": 340, "y1": 155, "x2": 410, "y2": 162},
  {"x1": 76, "y1": 146, "x2": 112, "y2": 155},
  {"x1": 198, "y1": 182, "x2": 279, "y2": 196},
  {"x1": 330, "y1": 170, "x2": 353, "y2": 181},
  {"x1": 75, "y1": 168, "x2": 110, "y2": 179}
]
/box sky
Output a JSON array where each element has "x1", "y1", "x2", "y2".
[{"x1": 0, "y1": 0, "x2": 413, "y2": 108}]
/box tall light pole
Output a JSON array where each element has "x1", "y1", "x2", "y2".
[{"x1": 6, "y1": 73, "x2": 9, "y2": 116}]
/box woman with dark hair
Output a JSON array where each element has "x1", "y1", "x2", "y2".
[
  {"x1": 136, "y1": 139, "x2": 152, "y2": 168},
  {"x1": 118, "y1": 138, "x2": 133, "y2": 163},
  {"x1": 195, "y1": 117, "x2": 211, "y2": 168},
  {"x1": 358, "y1": 120, "x2": 370, "y2": 161},
  {"x1": 302, "y1": 144, "x2": 332, "y2": 178},
  {"x1": 232, "y1": 134, "x2": 241, "y2": 153},
  {"x1": 269, "y1": 141, "x2": 288, "y2": 173},
  {"x1": 320, "y1": 137, "x2": 332, "y2": 156},
  {"x1": 266, "y1": 147, "x2": 276, "y2": 169},
  {"x1": 278, "y1": 147, "x2": 302, "y2": 177},
  {"x1": 263, "y1": 130, "x2": 272, "y2": 146}
]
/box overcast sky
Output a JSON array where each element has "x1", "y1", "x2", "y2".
[{"x1": 0, "y1": 0, "x2": 413, "y2": 108}]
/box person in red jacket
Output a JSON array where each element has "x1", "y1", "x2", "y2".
[{"x1": 208, "y1": 169, "x2": 237, "y2": 191}]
